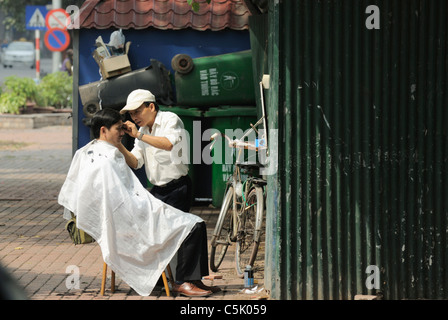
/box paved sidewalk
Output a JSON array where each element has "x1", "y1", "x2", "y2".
[{"x1": 0, "y1": 125, "x2": 266, "y2": 300}]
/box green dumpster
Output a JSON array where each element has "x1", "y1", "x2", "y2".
[
  {"x1": 203, "y1": 106, "x2": 258, "y2": 207},
  {"x1": 173, "y1": 50, "x2": 255, "y2": 107}
]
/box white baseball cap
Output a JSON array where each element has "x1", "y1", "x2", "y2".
[{"x1": 120, "y1": 89, "x2": 155, "y2": 114}]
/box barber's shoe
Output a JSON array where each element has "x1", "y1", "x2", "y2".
[
  {"x1": 172, "y1": 282, "x2": 212, "y2": 297},
  {"x1": 192, "y1": 280, "x2": 221, "y2": 293}
]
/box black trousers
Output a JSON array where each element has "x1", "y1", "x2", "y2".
[
  {"x1": 150, "y1": 175, "x2": 209, "y2": 281},
  {"x1": 175, "y1": 221, "x2": 209, "y2": 281},
  {"x1": 150, "y1": 175, "x2": 192, "y2": 212}
]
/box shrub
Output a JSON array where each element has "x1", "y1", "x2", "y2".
[
  {"x1": 0, "y1": 92, "x2": 27, "y2": 114},
  {"x1": 0, "y1": 72, "x2": 73, "y2": 114},
  {"x1": 37, "y1": 71, "x2": 73, "y2": 109},
  {"x1": 0, "y1": 76, "x2": 37, "y2": 114}
]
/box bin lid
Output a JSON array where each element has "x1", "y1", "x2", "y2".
[
  {"x1": 203, "y1": 106, "x2": 257, "y2": 117},
  {"x1": 159, "y1": 105, "x2": 203, "y2": 117}
]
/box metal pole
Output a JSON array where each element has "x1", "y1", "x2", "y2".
[
  {"x1": 52, "y1": 0, "x2": 62, "y2": 73},
  {"x1": 35, "y1": 29, "x2": 40, "y2": 80}
]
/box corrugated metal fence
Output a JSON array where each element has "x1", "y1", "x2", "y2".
[{"x1": 255, "y1": 0, "x2": 448, "y2": 299}]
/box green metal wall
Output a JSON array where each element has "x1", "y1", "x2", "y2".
[{"x1": 255, "y1": 0, "x2": 448, "y2": 299}]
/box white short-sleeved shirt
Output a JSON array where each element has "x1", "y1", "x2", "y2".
[{"x1": 131, "y1": 111, "x2": 189, "y2": 186}]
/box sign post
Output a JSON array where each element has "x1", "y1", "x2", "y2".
[
  {"x1": 35, "y1": 30, "x2": 40, "y2": 79},
  {"x1": 26, "y1": 6, "x2": 48, "y2": 80}
]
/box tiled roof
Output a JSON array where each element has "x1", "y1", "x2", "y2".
[{"x1": 78, "y1": 0, "x2": 250, "y2": 31}]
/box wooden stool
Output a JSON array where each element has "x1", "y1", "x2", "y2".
[{"x1": 100, "y1": 262, "x2": 174, "y2": 296}]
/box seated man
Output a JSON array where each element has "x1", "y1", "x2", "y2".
[{"x1": 58, "y1": 108, "x2": 217, "y2": 297}]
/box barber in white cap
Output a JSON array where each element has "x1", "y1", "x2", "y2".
[
  {"x1": 118, "y1": 89, "x2": 220, "y2": 296},
  {"x1": 118, "y1": 89, "x2": 192, "y2": 212}
]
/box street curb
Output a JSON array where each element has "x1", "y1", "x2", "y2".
[{"x1": 0, "y1": 113, "x2": 72, "y2": 129}]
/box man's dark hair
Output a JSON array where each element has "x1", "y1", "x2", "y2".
[
  {"x1": 144, "y1": 101, "x2": 159, "y2": 111},
  {"x1": 91, "y1": 108, "x2": 122, "y2": 139}
]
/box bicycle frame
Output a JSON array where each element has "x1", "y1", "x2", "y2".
[
  {"x1": 210, "y1": 116, "x2": 267, "y2": 239},
  {"x1": 209, "y1": 78, "x2": 270, "y2": 274}
]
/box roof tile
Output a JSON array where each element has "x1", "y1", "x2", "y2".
[{"x1": 78, "y1": 0, "x2": 250, "y2": 31}]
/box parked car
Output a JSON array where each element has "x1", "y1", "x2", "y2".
[{"x1": 2, "y1": 41, "x2": 35, "y2": 69}]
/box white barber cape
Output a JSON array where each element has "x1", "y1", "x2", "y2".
[{"x1": 58, "y1": 140, "x2": 202, "y2": 296}]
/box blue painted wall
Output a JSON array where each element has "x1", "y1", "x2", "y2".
[{"x1": 77, "y1": 28, "x2": 251, "y2": 149}]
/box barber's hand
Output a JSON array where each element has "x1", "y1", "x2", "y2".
[{"x1": 123, "y1": 121, "x2": 139, "y2": 138}]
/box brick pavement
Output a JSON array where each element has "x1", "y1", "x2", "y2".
[{"x1": 0, "y1": 125, "x2": 267, "y2": 301}]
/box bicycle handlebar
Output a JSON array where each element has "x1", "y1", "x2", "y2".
[{"x1": 209, "y1": 132, "x2": 266, "y2": 151}]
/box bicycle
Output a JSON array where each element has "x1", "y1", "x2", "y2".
[{"x1": 208, "y1": 116, "x2": 268, "y2": 278}]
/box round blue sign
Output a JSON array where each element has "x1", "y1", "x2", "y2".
[{"x1": 44, "y1": 28, "x2": 70, "y2": 52}]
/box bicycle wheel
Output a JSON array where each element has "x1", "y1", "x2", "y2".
[
  {"x1": 235, "y1": 186, "x2": 264, "y2": 278},
  {"x1": 209, "y1": 186, "x2": 234, "y2": 272}
]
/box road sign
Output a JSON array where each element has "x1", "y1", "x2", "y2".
[
  {"x1": 45, "y1": 8, "x2": 70, "y2": 30},
  {"x1": 44, "y1": 28, "x2": 70, "y2": 52},
  {"x1": 26, "y1": 6, "x2": 48, "y2": 30}
]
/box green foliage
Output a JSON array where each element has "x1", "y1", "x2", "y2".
[
  {"x1": 0, "y1": 0, "x2": 47, "y2": 32},
  {"x1": 0, "y1": 76, "x2": 37, "y2": 114},
  {"x1": 37, "y1": 71, "x2": 73, "y2": 109},
  {"x1": 187, "y1": 0, "x2": 211, "y2": 12},
  {"x1": 3, "y1": 76, "x2": 37, "y2": 100},
  {"x1": 0, "y1": 92, "x2": 26, "y2": 114},
  {"x1": 0, "y1": 72, "x2": 73, "y2": 114}
]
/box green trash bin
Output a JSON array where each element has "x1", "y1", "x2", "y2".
[
  {"x1": 173, "y1": 50, "x2": 255, "y2": 107},
  {"x1": 203, "y1": 106, "x2": 258, "y2": 207},
  {"x1": 153, "y1": 106, "x2": 207, "y2": 202}
]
